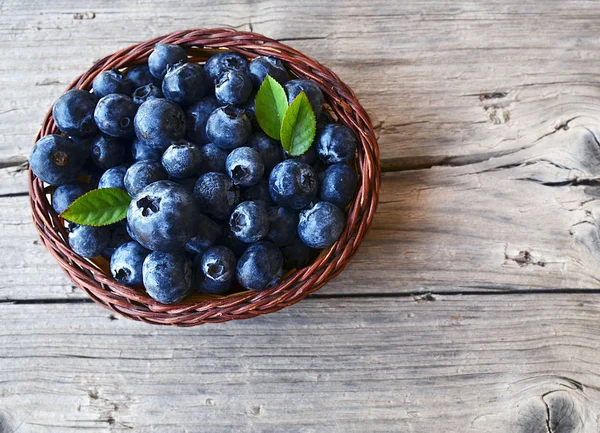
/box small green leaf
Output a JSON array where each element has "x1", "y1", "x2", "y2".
[
  {"x1": 280, "y1": 91, "x2": 317, "y2": 156},
  {"x1": 61, "y1": 188, "x2": 131, "y2": 227},
  {"x1": 255, "y1": 75, "x2": 288, "y2": 140}
]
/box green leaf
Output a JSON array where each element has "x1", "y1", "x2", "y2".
[
  {"x1": 61, "y1": 188, "x2": 131, "y2": 227},
  {"x1": 255, "y1": 75, "x2": 288, "y2": 140},
  {"x1": 280, "y1": 91, "x2": 317, "y2": 156}
]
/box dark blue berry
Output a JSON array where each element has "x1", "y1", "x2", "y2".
[
  {"x1": 236, "y1": 241, "x2": 283, "y2": 291},
  {"x1": 266, "y1": 206, "x2": 299, "y2": 246},
  {"x1": 218, "y1": 228, "x2": 249, "y2": 258},
  {"x1": 92, "y1": 68, "x2": 133, "y2": 99},
  {"x1": 198, "y1": 143, "x2": 228, "y2": 174},
  {"x1": 132, "y1": 83, "x2": 163, "y2": 105},
  {"x1": 170, "y1": 175, "x2": 198, "y2": 192},
  {"x1": 320, "y1": 163, "x2": 357, "y2": 209},
  {"x1": 161, "y1": 140, "x2": 203, "y2": 178},
  {"x1": 185, "y1": 96, "x2": 220, "y2": 144},
  {"x1": 143, "y1": 251, "x2": 193, "y2": 304},
  {"x1": 284, "y1": 79, "x2": 324, "y2": 117},
  {"x1": 226, "y1": 147, "x2": 264, "y2": 187},
  {"x1": 131, "y1": 137, "x2": 162, "y2": 162},
  {"x1": 194, "y1": 246, "x2": 237, "y2": 295},
  {"x1": 240, "y1": 96, "x2": 259, "y2": 130},
  {"x1": 52, "y1": 89, "x2": 98, "y2": 138},
  {"x1": 90, "y1": 135, "x2": 126, "y2": 170},
  {"x1": 185, "y1": 214, "x2": 223, "y2": 255},
  {"x1": 94, "y1": 94, "x2": 137, "y2": 138},
  {"x1": 68, "y1": 224, "x2": 110, "y2": 258},
  {"x1": 125, "y1": 65, "x2": 160, "y2": 89},
  {"x1": 248, "y1": 132, "x2": 283, "y2": 171},
  {"x1": 285, "y1": 143, "x2": 317, "y2": 165},
  {"x1": 298, "y1": 201, "x2": 345, "y2": 248},
  {"x1": 241, "y1": 178, "x2": 272, "y2": 204},
  {"x1": 30, "y1": 135, "x2": 88, "y2": 185},
  {"x1": 193, "y1": 172, "x2": 239, "y2": 220},
  {"x1": 205, "y1": 106, "x2": 251, "y2": 149},
  {"x1": 248, "y1": 56, "x2": 289, "y2": 87},
  {"x1": 102, "y1": 222, "x2": 132, "y2": 258},
  {"x1": 51, "y1": 182, "x2": 91, "y2": 214},
  {"x1": 229, "y1": 200, "x2": 269, "y2": 243},
  {"x1": 127, "y1": 180, "x2": 199, "y2": 252},
  {"x1": 215, "y1": 70, "x2": 253, "y2": 106},
  {"x1": 281, "y1": 237, "x2": 311, "y2": 269},
  {"x1": 148, "y1": 43, "x2": 187, "y2": 80},
  {"x1": 98, "y1": 165, "x2": 129, "y2": 189},
  {"x1": 162, "y1": 62, "x2": 208, "y2": 107},
  {"x1": 110, "y1": 241, "x2": 149, "y2": 286},
  {"x1": 134, "y1": 98, "x2": 186, "y2": 151},
  {"x1": 204, "y1": 52, "x2": 249, "y2": 83},
  {"x1": 316, "y1": 110, "x2": 334, "y2": 129},
  {"x1": 316, "y1": 124, "x2": 357, "y2": 164},
  {"x1": 124, "y1": 160, "x2": 168, "y2": 197},
  {"x1": 269, "y1": 160, "x2": 318, "y2": 210}
]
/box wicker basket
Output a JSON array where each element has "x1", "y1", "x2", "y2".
[{"x1": 29, "y1": 28, "x2": 381, "y2": 326}]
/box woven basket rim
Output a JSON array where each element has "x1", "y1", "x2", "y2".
[{"x1": 29, "y1": 28, "x2": 381, "y2": 326}]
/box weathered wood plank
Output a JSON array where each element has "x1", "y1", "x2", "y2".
[
  {"x1": 5, "y1": 121, "x2": 600, "y2": 300},
  {"x1": 0, "y1": 294, "x2": 599, "y2": 432},
  {"x1": 4, "y1": 0, "x2": 600, "y2": 168}
]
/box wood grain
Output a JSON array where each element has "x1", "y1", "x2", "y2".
[{"x1": 0, "y1": 295, "x2": 599, "y2": 432}]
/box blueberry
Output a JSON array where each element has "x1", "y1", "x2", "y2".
[
  {"x1": 316, "y1": 124, "x2": 357, "y2": 164},
  {"x1": 127, "y1": 180, "x2": 199, "y2": 252},
  {"x1": 92, "y1": 68, "x2": 133, "y2": 99},
  {"x1": 162, "y1": 62, "x2": 208, "y2": 107},
  {"x1": 98, "y1": 164, "x2": 129, "y2": 189},
  {"x1": 148, "y1": 43, "x2": 188, "y2": 80},
  {"x1": 194, "y1": 246, "x2": 237, "y2": 294},
  {"x1": 268, "y1": 160, "x2": 318, "y2": 210},
  {"x1": 110, "y1": 241, "x2": 150, "y2": 286},
  {"x1": 125, "y1": 65, "x2": 160, "y2": 89},
  {"x1": 198, "y1": 143, "x2": 229, "y2": 174},
  {"x1": 204, "y1": 52, "x2": 249, "y2": 83},
  {"x1": 131, "y1": 137, "x2": 162, "y2": 162},
  {"x1": 285, "y1": 144, "x2": 317, "y2": 165},
  {"x1": 185, "y1": 214, "x2": 223, "y2": 255},
  {"x1": 90, "y1": 135, "x2": 126, "y2": 170},
  {"x1": 236, "y1": 241, "x2": 283, "y2": 291},
  {"x1": 239, "y1": 95, "x2": 259, "y2": 130},
  {"x1": 218, "y1": 228, "x2": 249, "y2": 258},
  {"x1": 226, "y1": 147, "x2": 264, "y2": 187},
  {"x1": 51, "y1": 182, "x2": 91, "y2": 214},
  {"x1": 266, "y1": 206, "x2": 299, "y2": 246},
  {"x1": 298, "y1": 201, "x2": 345, "y2": 248},
  {"x1": 161, "y1": 140, "x2": 203, "y2": 178},
  {"x1": 248, "y1": 56, "x2": 289, "y2": 87},
  {"x1": 52, "y1": 89, "x2": 98, "y2": 138},
  {"x1": 185, "y1": 96, "x2": 220, "y2": 144},
  {"x1": 316, "y1": 110, "x2": 334, "y2": 129},
  {"x1": 193, "y1": 172, "x2": 239, "y2": 220},
  {"x1": 215, "y1": 70, "x2": 253, "y2": 106},
  {"x1": 320, "y1": 163, "x2": 357, "y2": 209},
  {"x1": 134, "y1": 98, "x2": 186, "y2": 151},
  {"x1": 284, "y1": 79, "x2": 324, "y2": 117},
  {"x1": 30, "y1": 135, "x2": 88, "y2": 185},
  {"x1": 68, "y1": 224, "x2": 110, "y2": 258},
  {"x1": 143, "y1": 251, "x2": 193, "y2": 304},
  {"x1": 248, "y1": 132, "x2": 283, "y2": 171},
  {"x1": 124, "y1": 160, "x2": 167, "y2": 197},
  {"x1": 132, "y1": 83, "x2": 163, "y2": 105},
  {"x1": 205, "y1": 106, "x2": 251, "y2": 149},
  {"x1": 281, "y1": 237, "x2": 311, "y2": 269},
  {"x1": 240, "y1": 178, "x2": 272, "y2": 203},
  {"x1": 229, "y1": 200, "x2": 269, "y2": 243},
  {"x1": 102, "y1": 222, "x2": 132, "y2": 258},
  {"x1": 93, "y1": 94, "x2": 137, "y2": 138}
]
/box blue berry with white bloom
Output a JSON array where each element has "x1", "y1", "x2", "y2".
[
  {"x1": 162, "y1": 62, "x2": 208, "y2": 107},
  {"x1": 236, "y1": 241, "x2": 283, "y2": 291},
  {"x1": 134, "y1": 98, "x2": 186, "y2": 151},
  {"x1": 215, "y1": 70, "x2": 253, "y2": 106},
  {"x1": 269, "y1": 160, "x2": 318, "y2": 210},
  {"x1": 94, "y1": 94, "x2": 137, "y2": 138},
  {"x1": 226, "y1": 147, "x2": 264, "y2": 187},
  {"x1": 248, "y1": 56, "x2": 289, "y2": 87},
  {"x1": 148, "y1": 44, "x2": 187, "y2": 80},
  {"x1": 143, "y1": 251, "x2": 193, "y2": 304},
  {"x1": 185, "y1": 96, "x2": 220, "y2": 145},
  {"x1": 51, "y1": 182, "x2": 91, "y2": 214},
  {"x1": 110, "y1": 241, "x2": 150, "y2": 286},
  {"x1": 205, "y1": 106, "x2": 251, "y2": 149},
  {"x1": 205, "y1": 52, "x2": 249, "y2": 83},
  {"x1": 316, "y1": 124, "x2": 357, "y2": 164},
  {"x1": 320, "y1": 163, "x2": 357, "y2": 209},
  {"x1": 52, "y1": 89, "x2": 98, "y2": 138},
  {"x1": 132, "y1": 83, "x2": 163, "y2": 105},
  {"x1": 298, "y1": 201, "x2": 345, "y2": 248},
  {"x1": 98, "y1": 165, "x2": 128, "y2": 189},
  {"x1": 68, "y1": 224, "x2": 110, "y2": 258},
  {"x1": 195, "y1": 245, "x2": 237, "y2": 295},
  {"x1": 193, "y1": 172, "x2": 240, "y2": 220},
  {"x1": 92, "y1": 68, "x2": 133, "y2": 99},
  {"x1": 30, "y1": 135, "x2": 88, "y2": 185},
  {"x1": 162, "y1": 140, "x2": 203, "y2": 178},
  {"x1": 131, "y1": 137, "x2": 162, "y2": 162},
  {"x1": 90, "y1": 135, "x2": 126, "y2": 170},
  {"x1": 198, "y1": 143, "x2": 229, "y2": 174},
  {"x1": 229, "y1": 200, "x2": 270, "y2": 243},
  {"x1": 284, "y1": 79, "x2": 324, "y2": 117},
  {"x1": 124, "y1": 160, "x2": 167, "y2": 197},
  {"x1": 248, "y1": 132, "x2": 283, "y2": 171}
]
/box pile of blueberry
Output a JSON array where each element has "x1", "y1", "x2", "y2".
[{"x1": 30, "y1": 43, "x2": 358, "y2": 304}]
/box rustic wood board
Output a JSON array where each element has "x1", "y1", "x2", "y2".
[{"x1": 1, "y1": 295, "x2": 600, "y2": 433}]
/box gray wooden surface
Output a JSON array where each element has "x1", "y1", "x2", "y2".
[{"x1": 2, "y1": 0, "x2": 600, "y2": 431}]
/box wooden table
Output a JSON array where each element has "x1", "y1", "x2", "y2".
[{"x1": 2, "y1": 1, "x2": 600, "y2": 431}]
